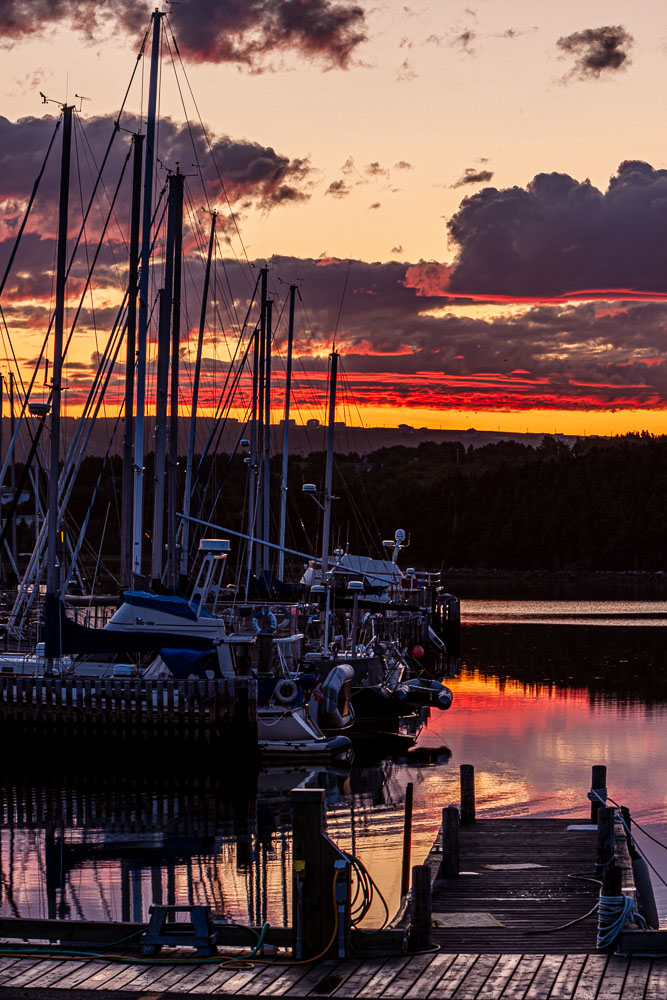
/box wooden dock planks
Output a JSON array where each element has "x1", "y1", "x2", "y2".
[
  {"x1": 428, "y1": 818, "x2": 601, "y2": 954},
  {"x1": 0, "y1": 952, "x2": 665, "y2": 998}
]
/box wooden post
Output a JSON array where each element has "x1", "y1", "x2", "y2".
[
  {"x1": 291, "y1": 787, "x2": 350, "y2": 960},
  {"x1": 460, "y1": 764, "x2": 475, "y2": 824},
  {"x1": 257, "y1": 633, "x2": 273, "y2": 674},
  {"x1": 439, "y1": 805, "x2": 460, "y2": 878},
  {"x1": 408, "y1": 864, "x2": 432, "y2": 951},
  {"x1": 620, "y1": 806, "x2": 632, "y2": 851},
  {"x1": 400, "y1": 782, "x2": 414, "y2": 899},
  {"x1": 590, "y1": 764, "x2": 607, "y2": 822},
  {"x1": 597, "y1": 805, "x2": 616, "y2": 876}
]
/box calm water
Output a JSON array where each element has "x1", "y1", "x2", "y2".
[{"x1": 2, "y1": 599, "x2": 667, "y2": 928}]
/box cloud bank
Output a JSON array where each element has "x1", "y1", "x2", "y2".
[
  {"x1": 0, "y1": 0, "x2": 367, "y2": 69},
  {"x1": 405, "y1": 161, "x2": 667, "y2": 302}
]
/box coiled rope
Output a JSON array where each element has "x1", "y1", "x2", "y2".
[{"x1": 597, "y1": 893, "x2": 647, "y2": 949}]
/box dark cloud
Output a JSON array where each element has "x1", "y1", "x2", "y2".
[
  {"x1": 0, "y1": 112, "x2": 312, "y2": 305},
  {"x1": 0, "y1": 113, "x2": 311, "y2": 229},
  {"x1": 325, "y1": 179, "x2": 350, "y2": 198},
  {"x1": 452, "y1": 167, "x2": 494, "y2": 188},
  {"x1": 0, "y1": 0, "x2": 367, "y2": 70},
  {"x1": 369, "y1": 202, "x2": 381, "y2": 209},
  {"x1": 432, "y1": 161, "x2": 667, "y2": 300},
  {"x1": 451, "y1": 29, "x2": 475, "y2": 54},
  {"x1": 365, "y1": 162, "x2": 388, "y2": 178},
  {"x1": 397, "y1": 58, "x2": 417, "y2": 81},
  {"x1": 391, "y1": 245, "x2": 403, "y2": 254},
  {"x1": 394, "y1": 161, "x2": 413, "y2": 170},
  {"x1": 341, "y1": 156, "x2": 356, "y2": 174},
  {"x1": 557, "y1": 26, "x2": 633, "y2": 80}
]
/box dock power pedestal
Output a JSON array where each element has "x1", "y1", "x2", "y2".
[{"x1": 291, "y1": 788, "x2": 351, "y2": 960}]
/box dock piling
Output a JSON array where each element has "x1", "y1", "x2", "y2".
[
  {"x1": 439, "y1": 805, "x2": 460, "y2": 878},
  {"x1": 408, "y1": 864, "x2": 432, "y2": 951},
  {"x1": 596, "y1": 805, "x2": 616, "y2": 876},
  {"x1": 400, "y1": 781, "x2": 414, "y2": 899},
  {"x1": 590, "y1": 764, "x2": 607, "y2": 822},
  {"x1": 460, "y1": 764, "x2": 475, "y2": 824}
]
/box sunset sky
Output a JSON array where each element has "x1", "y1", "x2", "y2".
[{"x1": 2, "y1": 0, "x2": 667, "y2": 436}]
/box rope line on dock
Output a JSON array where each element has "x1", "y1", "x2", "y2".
[
  {"x1": 597, "y1": 893, "x2": 648, "y2": 949},
  {"x1": 524, "y1": 871, "x2": 602, "y2": 936},
  {"x1": 590, "y1": 788, "x2": 667, "y2": 891}
]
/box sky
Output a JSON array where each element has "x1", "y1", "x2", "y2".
[{"x1": 2, "y1": 0, "x2": 667, "y2": 436}]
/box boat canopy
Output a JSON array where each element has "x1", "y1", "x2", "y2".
[{"x1": 332, "y1": 555, "x2": 405, "y2": 588}]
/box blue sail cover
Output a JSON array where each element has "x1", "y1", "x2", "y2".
[{"x1": 159, "y1": 648, "x2": 214, "y2": 678}]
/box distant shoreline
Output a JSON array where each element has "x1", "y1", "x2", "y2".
[{"x1": 441, "y1": 567, "x2": 667, "y2": 600}]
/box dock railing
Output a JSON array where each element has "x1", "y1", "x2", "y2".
[{"x1": 0, "y1": 675, "x2": 257, "y2": 750}]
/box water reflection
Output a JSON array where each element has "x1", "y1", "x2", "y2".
[
  {"x1": 3, "y1": 602, "x2": 667, "y2": 930},
  {"x1": 0, "y1": 758, "x2": 430, "y2": 928},
  {"x1": 461, "y1": 620, "x2": 667, "y2": 705}
]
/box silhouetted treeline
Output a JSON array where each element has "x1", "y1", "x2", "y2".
[{"x1": 8, "y1": 431, "x2": 667, "y2": 586}]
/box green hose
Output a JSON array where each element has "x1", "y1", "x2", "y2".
[{"x1": 0, "y1": 921, "x2": 270, "y2": 966}]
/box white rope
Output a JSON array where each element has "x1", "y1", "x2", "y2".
[{"x1": 597, "y1": 893, "x2": 647, "y2": 949}]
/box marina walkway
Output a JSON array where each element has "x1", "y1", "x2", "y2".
[
  {"x1": 0, "y1": 951, "x2": 665, "y2": 998},
  {"x1": 0, "y1": 810, "x2": 658, "y2": 998},
  {"x1": 425, "y1": 818, "x2": 603, "y2": 953}
]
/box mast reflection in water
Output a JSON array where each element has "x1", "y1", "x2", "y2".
[{"x1": 2, "y1": 600, "x2": 667, "y2": 927}]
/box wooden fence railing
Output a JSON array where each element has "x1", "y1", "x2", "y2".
[{"x1": 0, "y1": 676, "x2": 257, "y2": 749}]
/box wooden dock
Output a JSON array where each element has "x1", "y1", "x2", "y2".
[
  {"x1": 425, "y1": 818, "x2": 602, "y2": 953},
  {"x1": 0, "y1": 812, "x2": 664, "y2": 998},
  {"x1": 0, "y1": 950, "x2": 664, "y2": 998}
]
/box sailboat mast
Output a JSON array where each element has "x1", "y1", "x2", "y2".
[
  {"x1": 151, "y1": 286, "x2": 169, "y2": 582},
  {"x1": 246, "y1": 326, "x2": 259, "y2": 590},
  {"x1": 120, "y1": 132, "x2": 144, "y2": 590},
  {"x1": 132, "y1": 9, "x2": 162, "y2": 585},
  {"x1": 262, "y1": 298, "x2": 272, "y2": 573},
  {"x1": 45, "y1": 103, "x2": 73, "y2": 659},
  {"x1": 320, "y1": 350, "x2": 339, "y2": 652},
  {"x1": 254, "y1": 267, "x2": 268, "y2": 576},
  {"x1": 9, "y1": 372, "x2": 17, "y2": 574},
  {"x1": 180, "y1": 211, "x2": 216, "y2": 581},
  {"x1": 277, "y1": 284, "x2": 296, "y2": 580},
  {"x1": 320, "y1": 351, "x2": 338, "y2": 588},
  {"x1": 152, "y1": 171, "x2": 179, "y2": 583},
  {"x1": 167, "y1": 170, "x2": 184, "y2": 591}
]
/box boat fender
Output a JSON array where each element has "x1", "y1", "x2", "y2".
[
  {"x1": 273, "y1": 679, "x2": 299, "y2": 706},
  {"x1": 632, "y1": 855, "x2": 660, "y2": 928},
  {"x1": 318, "y1": 663, "x2": 355, "y2": 729},
  {"x1": 395, "y1": 679, "x2": 453, "y2": 710},
  {"x1": 253, "y1": 608, "x2": 277, "y2": 633}
]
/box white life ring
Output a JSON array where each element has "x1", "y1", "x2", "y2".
[{"x1": 273, "y1": 679, "x2": 298, "y2": 705}]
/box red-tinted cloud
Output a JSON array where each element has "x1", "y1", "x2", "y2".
[{"x1": 0, "y1": 0, "x2": 366, "y2": 70}]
